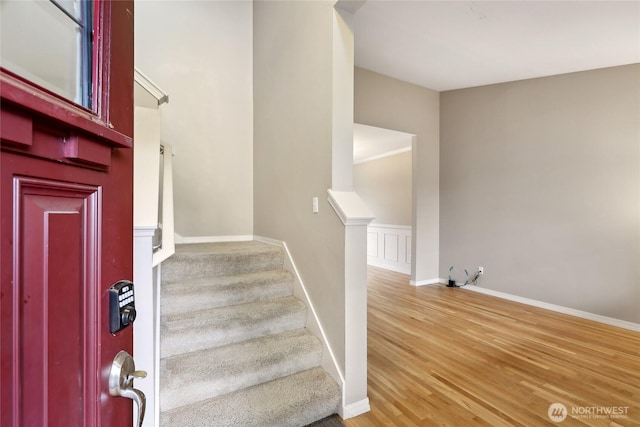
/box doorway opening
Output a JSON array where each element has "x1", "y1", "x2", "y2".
[{"x1": 353, "y1": 123, "x2": 414, "y2": 275}]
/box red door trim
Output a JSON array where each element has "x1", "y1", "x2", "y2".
[{"x1": 0, "y1": 72, "x2": 132, "y2": 149}]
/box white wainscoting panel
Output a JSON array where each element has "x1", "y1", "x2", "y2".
[
  {"x1": 384, "y1": 233, "x2": 399, "y2": 262},
  {"x1": 367, "y1": 232, "x2": 378, "y2": 257},
  {"x1": 367, "y1": 224, "x2": 411, "y2": 274}
]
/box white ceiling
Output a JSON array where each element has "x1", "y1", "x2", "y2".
[{"x1": 352, "y1": 0, "x2": 640, "y2": 91}]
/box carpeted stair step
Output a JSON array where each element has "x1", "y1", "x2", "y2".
[
  {"x1": 161, "y1": 269, "x2": 294, "y2": 316},
  {"x1": 159, "y1": 241, "x2": 341, "y2": 425},
  {"x1": 160, "y1": 367, "x2": 341, "y2": 427},
  {"x1": 160, "y1": 329, "x2": 323, "y2": 411},
  {"x1": 162, "y1": 241, "x2": 284, "y2": 283},
  {"x1": 161, "y1": 296, "x2": 307, "y2": 358}
]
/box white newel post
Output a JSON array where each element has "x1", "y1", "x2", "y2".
[{"x1": 327, "y1": 190, "x2": 375, "y2": 418}]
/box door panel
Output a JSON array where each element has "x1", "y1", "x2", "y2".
[{"x1": 14, "y1": 177, "x2": 100, "y2": 427}]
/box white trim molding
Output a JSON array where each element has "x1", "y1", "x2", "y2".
[
  {"x1": 327, "y1": 189, "x2": 375, "y2": 226},
  {"x1": 410, "y1": 277, "x2": 446, "y2": 287},
  {"x1": 340, "y1": 397, "x2": 371, "y2": 420},
  {"x1": 462, "y1": 285, "x2": 640, "y2": 332},
  {"x1": 134, "y1": 225, "x2": 156, "y2": 238}
]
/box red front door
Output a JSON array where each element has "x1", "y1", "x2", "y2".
[{"x1": 0, "y1": 1, "x2": 135, "y2": 426}]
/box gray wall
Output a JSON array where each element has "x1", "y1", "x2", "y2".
[
  {"x1": 355, "y1": 68, "x2": 440, "y2": 283},
  {"x1": 354, "y1": 151, "x2": 412, "y2": 226},
  {"x1": 440, "y1": 64, "x2": 640, "y2": 323},
  {"x1": 253, "y1": 0, "x2": 347, "y2": 373},
  {"x1": 135, "y1": 1, "x2": 254, "y2": 238}
]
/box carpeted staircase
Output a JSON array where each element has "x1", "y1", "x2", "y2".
[{"x1": 159, "y1": 241, "x2": 341, "y2": 426}]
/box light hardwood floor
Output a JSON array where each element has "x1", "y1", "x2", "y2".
[{"x1": 344, "y1": 266, "x2": 640, "y2": 427}]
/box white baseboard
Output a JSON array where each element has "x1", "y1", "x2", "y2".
[
  {"x1": 174, "y1": 233, "x2": 253, "y2": 244},
  {"x1": 252, "y1": 235, "x2": 281, "y2": 246},
  {"x1": 462, "y1": 285, "x2": 640, "y2": 332},
  {"x1": 410, "y1": 277, "x2": 446, "y2": 286},
  {"x1": 340, "y1": 397, "x2": 371, "y2": 419}
]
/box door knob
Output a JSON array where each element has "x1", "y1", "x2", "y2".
[{"x1": 109, "y1": 350, "x2": 147, "y2": 427}]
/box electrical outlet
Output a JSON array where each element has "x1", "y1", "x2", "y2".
[{"x1": 479, "y1": 266, "x2": 484, "y2": 275}]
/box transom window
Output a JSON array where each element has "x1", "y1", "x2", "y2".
[{"x1": 0, "y1": 0, "x2": 94, "y2": 108}]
